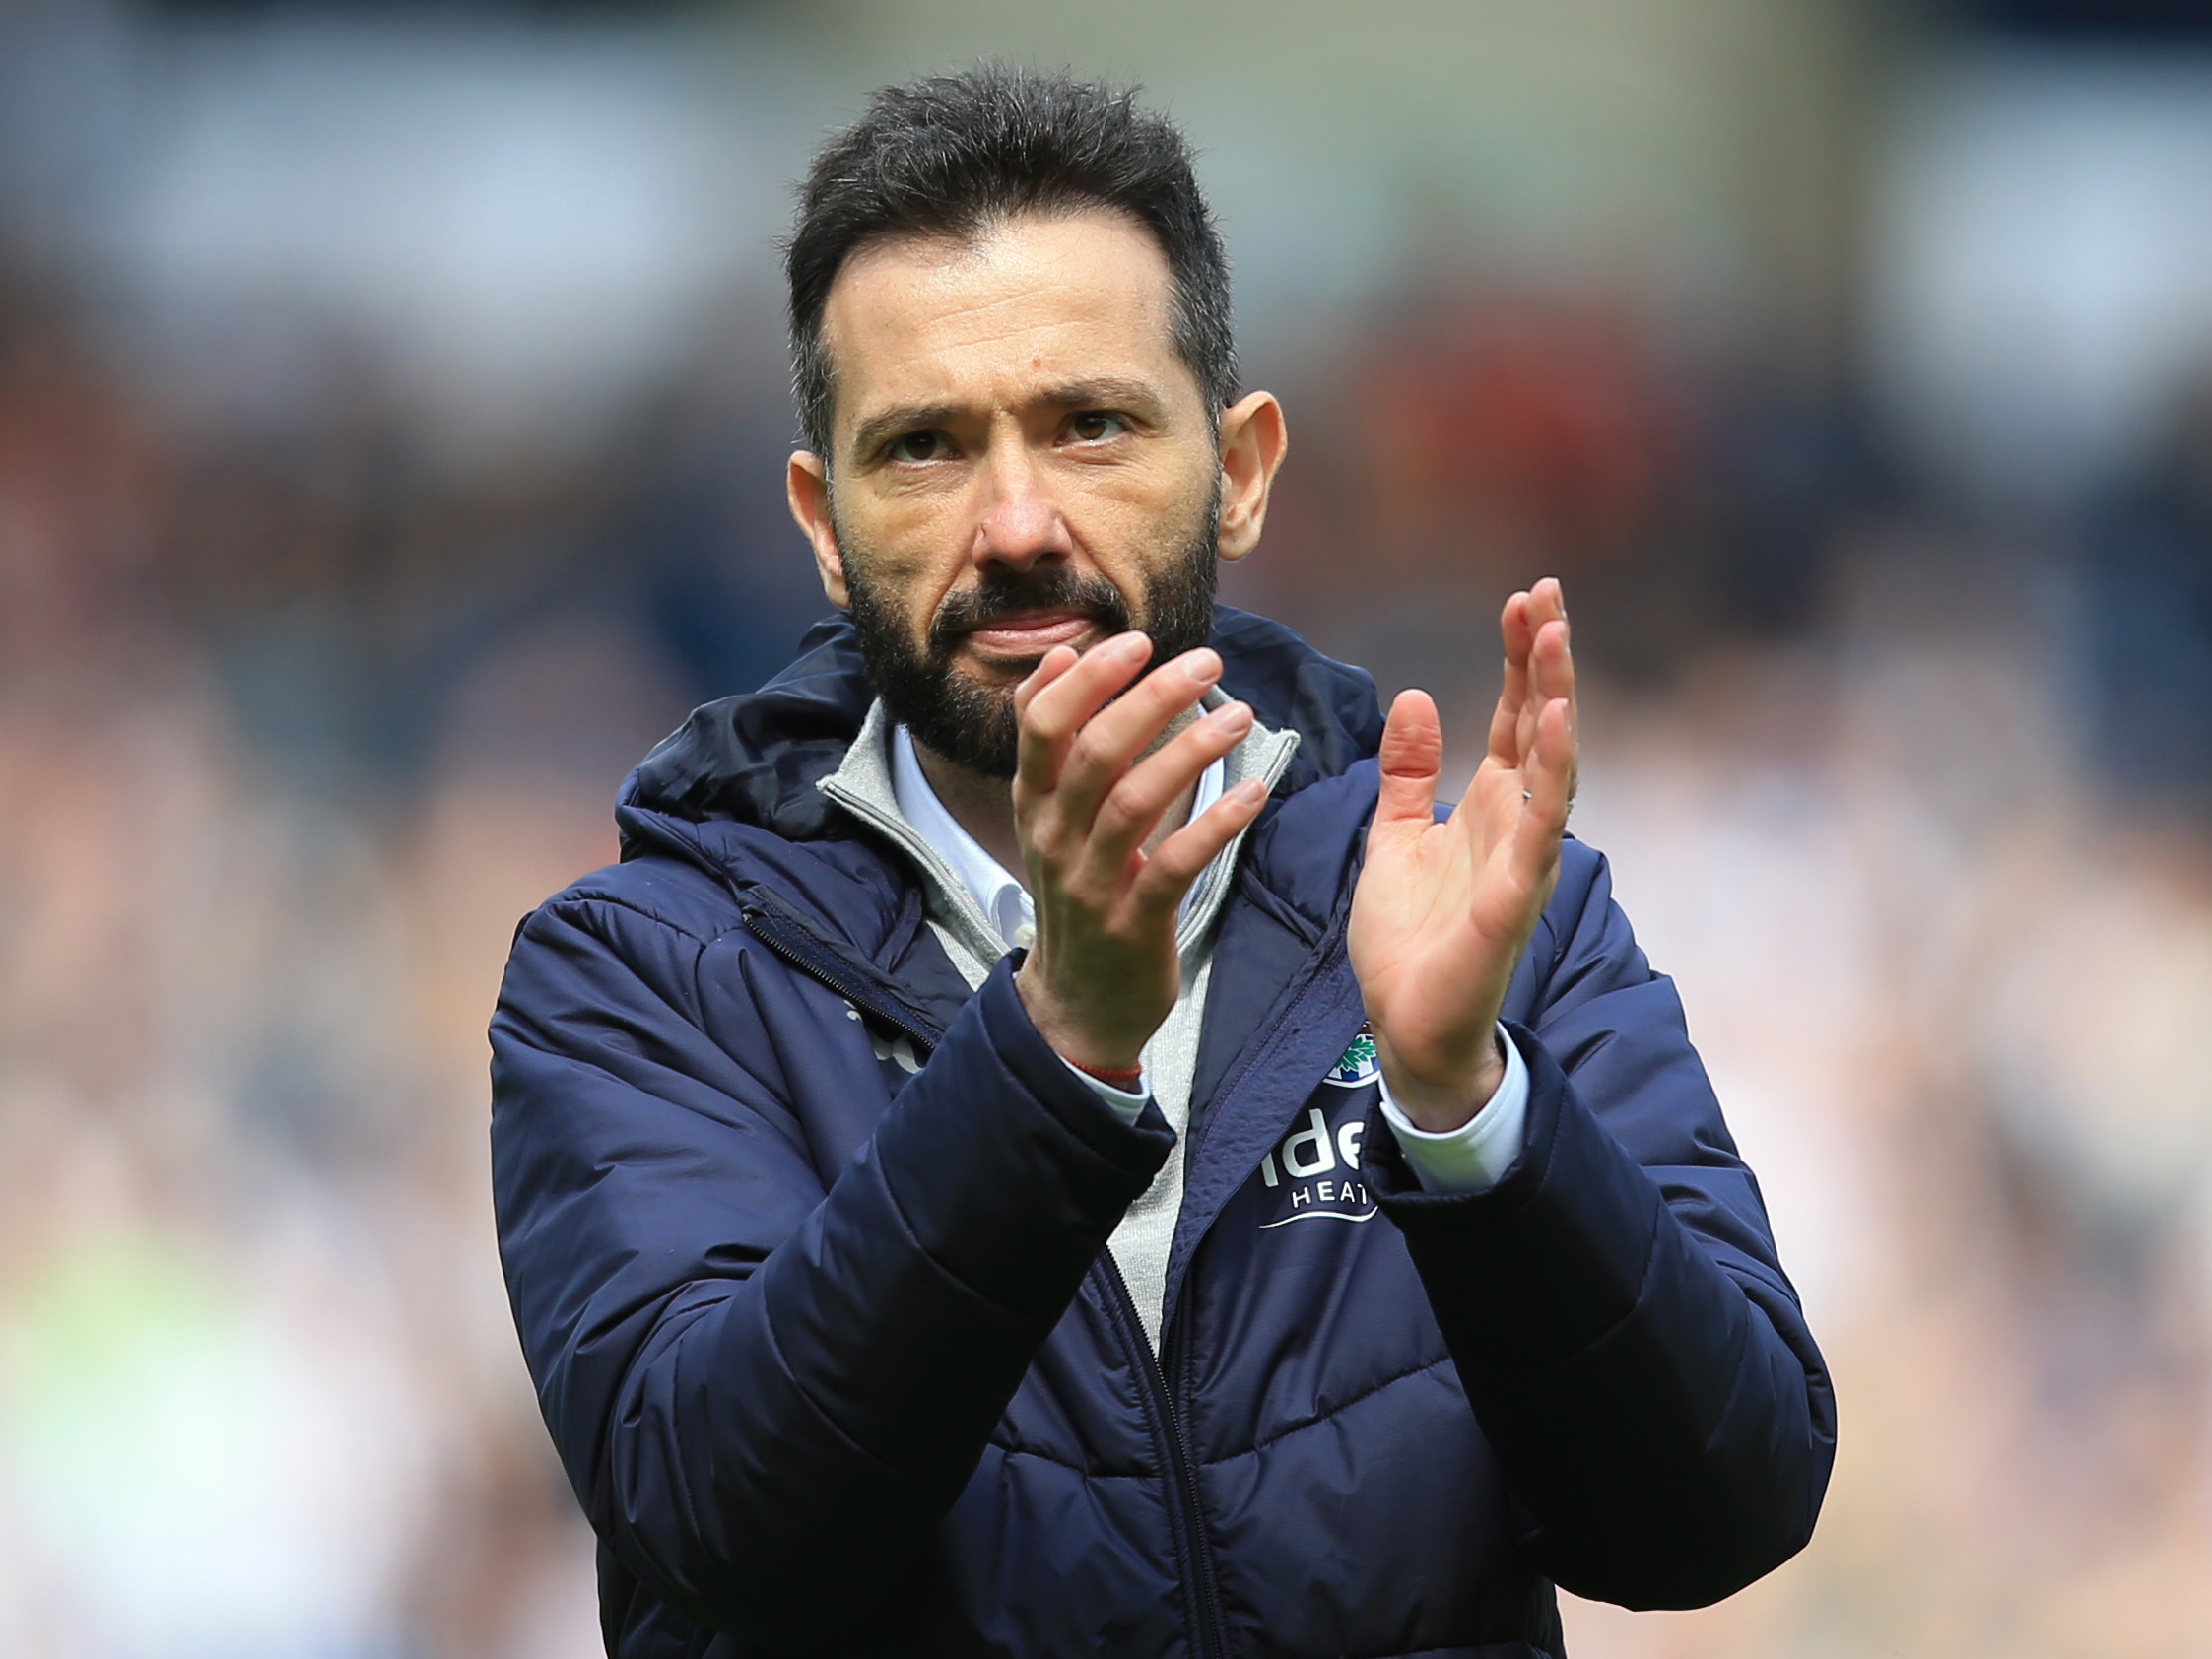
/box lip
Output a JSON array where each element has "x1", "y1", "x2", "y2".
[{"x1": 961, "y1": 612, "x2": 1103, "y2": 657}]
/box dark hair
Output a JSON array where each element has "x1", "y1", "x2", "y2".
[{"x1": 784, "y1": 66, "x2": 1237, "y2": 458}]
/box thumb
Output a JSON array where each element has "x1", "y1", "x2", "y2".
[{"x1": 1374, "y1": 689, "x2": 1442, "y2": 835}]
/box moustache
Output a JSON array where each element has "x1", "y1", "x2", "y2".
[{"x1": 927, "y1": 570, "x2": 1133, "y2": 660}]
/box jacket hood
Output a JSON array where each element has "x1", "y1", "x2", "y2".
[{"x1": 618, "y1": 605, "x2": 1386, "y2": 857}]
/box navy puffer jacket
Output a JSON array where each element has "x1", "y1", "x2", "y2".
[{"x1": 491, "y1": 607, "x2": 1835, "y2": 1659}]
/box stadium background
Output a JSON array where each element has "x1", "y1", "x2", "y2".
[{"x1": 2, "y1": 1, "x2": 2211, "y2": 1653}]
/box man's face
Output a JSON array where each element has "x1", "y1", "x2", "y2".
[{"x1": 794, "y1": 209, "x2": 1231, "y2": 777}]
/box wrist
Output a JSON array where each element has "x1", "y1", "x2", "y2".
[
  {"x1": 1015, "y1": 961, "x2": 1146, "y2": 1072},
  {"x1": 1065, "y1": 1058, "x2": 1145, "y2": 1091},
  {"x1": 1378, "y1": 1030, "x2": 1508, "y2": 1134}
]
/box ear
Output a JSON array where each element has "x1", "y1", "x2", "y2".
[
  {"x1": 786, "y1": 451, "x2": 849, "y2": 609},
  {"x1": 1215, "y1": 391, "x2": 1288, "y2": 564}
]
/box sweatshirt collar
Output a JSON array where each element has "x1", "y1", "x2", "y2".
[
  {"x1": 818, "y1": 696, "x2": 1298, "y2": 969},
  {"x1": 890, "y1": 721, "x2": 1228, "y2": 953}
]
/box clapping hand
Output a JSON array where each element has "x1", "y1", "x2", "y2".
[
  {"x1": 1011, "y1": 634, "x2": 1271, "y2": 1073},
  {"x1": 1347, "y1": 578, "x2": 1578, "y2": 1132}
]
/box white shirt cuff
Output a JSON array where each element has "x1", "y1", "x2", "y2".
[
  {"x1": 1376, "y1": 1025, "x2": 1529, "y2": 1193},
  {"x1": 1063, "y1": 1058, "x2": 1150, "y2": 1125}
]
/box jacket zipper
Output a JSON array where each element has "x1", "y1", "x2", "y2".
[
  {"x1": 745, "y1": 891, "x2": 1230, "y2": 1656},
  {"x1": 1097, "y1": 1254, "x2": 1229, "y2": 1659},
  {"x1": 736, "y1": 897, "x2": 944, "y2": 1054}
]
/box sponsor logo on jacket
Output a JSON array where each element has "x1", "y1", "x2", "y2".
[{"x1": 1256, "y1": 1029, "x2": 1379, "y2": 1228}]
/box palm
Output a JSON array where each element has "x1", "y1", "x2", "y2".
[
  {"x1": 1348, "y1": 581, "x2": 1576, "y2": 1129},
  {"x1": 1353, "y1": 756, "x2": 1554, "y2": 1070}
]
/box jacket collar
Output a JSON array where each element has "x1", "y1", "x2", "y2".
[
  {"x1": 615, "y1": 605, "x2": 1386, "y2": 861},
  {"x1": 816, "y1": 691, "x2": 1303, "y2": 977}
]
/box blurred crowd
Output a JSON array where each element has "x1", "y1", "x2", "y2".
[{"x1": 2, "y1": 2, "x2": 2211, "y2": 1656}]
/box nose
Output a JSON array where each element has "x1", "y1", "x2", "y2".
[{"x1": 971, "y1": 440, "x2": 1076, "y2": 574}]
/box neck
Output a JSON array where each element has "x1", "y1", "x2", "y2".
[
  {"x1": 912, "y1": 744, "x2": 1030, "y2": 879},
  {"x1": 912, "y1": 708, "x2": 1209, "y2": 884}
]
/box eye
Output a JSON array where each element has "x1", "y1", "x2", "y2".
[
  {"x1": 1066, "y1": 411, "x2": 1129, "y2": 444},
  {"x1": 888, "y1": 430, "x2": 952, "y2": 463}
]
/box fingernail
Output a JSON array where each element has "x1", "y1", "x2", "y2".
[
  {"x1": 1212, "y1": 699, "x2": 1251, "y2": 729},
  {"x1": 1184, "y1": 648, "x2": 1222, "y2": 686},
  {"x1": 1115, "y1": 630, "x2": 1152, "y2": 660}
]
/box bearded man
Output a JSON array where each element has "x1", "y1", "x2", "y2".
[{"x1": 491, "y1": 68, "x2": 1835, "y2": 1659}]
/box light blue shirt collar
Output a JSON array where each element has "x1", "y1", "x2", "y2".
[{"x1": 889, "y1": 723, "x2": 1226, "y2": 952}]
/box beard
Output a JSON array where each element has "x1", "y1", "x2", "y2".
[{"x1": 839, "y1": 489, "x2": 1222, "y2": 780}]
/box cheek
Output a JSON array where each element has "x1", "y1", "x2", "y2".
[
  {"x1": 838, "y1": 501, "x2": 967, "y2": 619},
  {"x1": 1063, "y1": 451, "x2": 1190, "y2": 522},
  {"x1": 1064, "y1": 461, "x2": 1214, "y2": 578},
  {"x1": 882, "y1": 520, "x2": 969, "y2": 595}
]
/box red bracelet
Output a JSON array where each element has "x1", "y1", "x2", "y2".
[{"x1": 1067, "y1": 1058, "x2": 1145, "y2": 1091}]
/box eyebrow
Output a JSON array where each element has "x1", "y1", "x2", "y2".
[{"x1": 846, "y1": 376, "x2": 1170, "y2": 460}]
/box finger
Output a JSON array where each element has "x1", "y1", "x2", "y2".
[
  {"x1": 1085, "y1": 697, "x2": 1253, "y2": 876},
  {"x1": 1488, "y1": 590, "x2": 1532, "y2": 763},
  {"x1": 1127, "y1": 777, "x2": 1269, "y2": 917},
  {"x1": 1012, "y1": 643, "x2": 1080, "y2": 722},
  {"x1": 1011, "y1": 648, "x2": 1082, "y2": 802},
  {"x1": 1509, "y1": 585, "x2": 1562, "y2": 764},
  {"x1": 1015, "y1": 631, "x2": 1153, "y2": 794},
  {"x1": 1528, "y1": 575, "x2": 1567, "y2": 631},
  {"x1": 1508, "y1": 696, "x2": 1575, "y2": 890},
  {"x1": 1520, "y1": 579, "x2": 1572, "y2": 758},
  {"x1": 1050, "y1": 645, "x2": 1224, "y2": 826},
  {"x1": 1528, "y1": 616, "x2": 1575, "y2": 708},
  {"x1": 1525, "y1": 612, "x2": 1576, "y2": 808},
  {"x1": 1025, "y1": 631, "x2": 1156, "y2": 751},
  {"x1": 1376, "y1": 689, "x2": 1443, "y2": 843}
]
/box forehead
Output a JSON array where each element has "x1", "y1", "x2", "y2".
[{"x1": 820, "y1": 209, "x2": 1188, "y2": 438}]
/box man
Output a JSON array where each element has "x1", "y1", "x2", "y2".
[{"x1": 492, "y1": 68, "x2": 1834, "y2": 1659}]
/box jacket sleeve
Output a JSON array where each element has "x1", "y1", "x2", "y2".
[
  {"x1": 490, "y1": 893, "x2": 1173, "y2": 1650},
  {"x1": 1367, "y1": 843, "x2": 1837, "y2": 1610}
]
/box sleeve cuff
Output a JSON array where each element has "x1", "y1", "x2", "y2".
[
  {"x1": 1376, "y1": 1025, "x2": 1529, "y2": 1193},
  {"x1": 1062, "y1": 1057, "x2": 1151, "y2": 1125}
]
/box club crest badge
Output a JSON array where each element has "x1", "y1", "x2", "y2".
[{"x1": 1323, "y1": 1027, "x2": 1379, "y2": 1088}]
